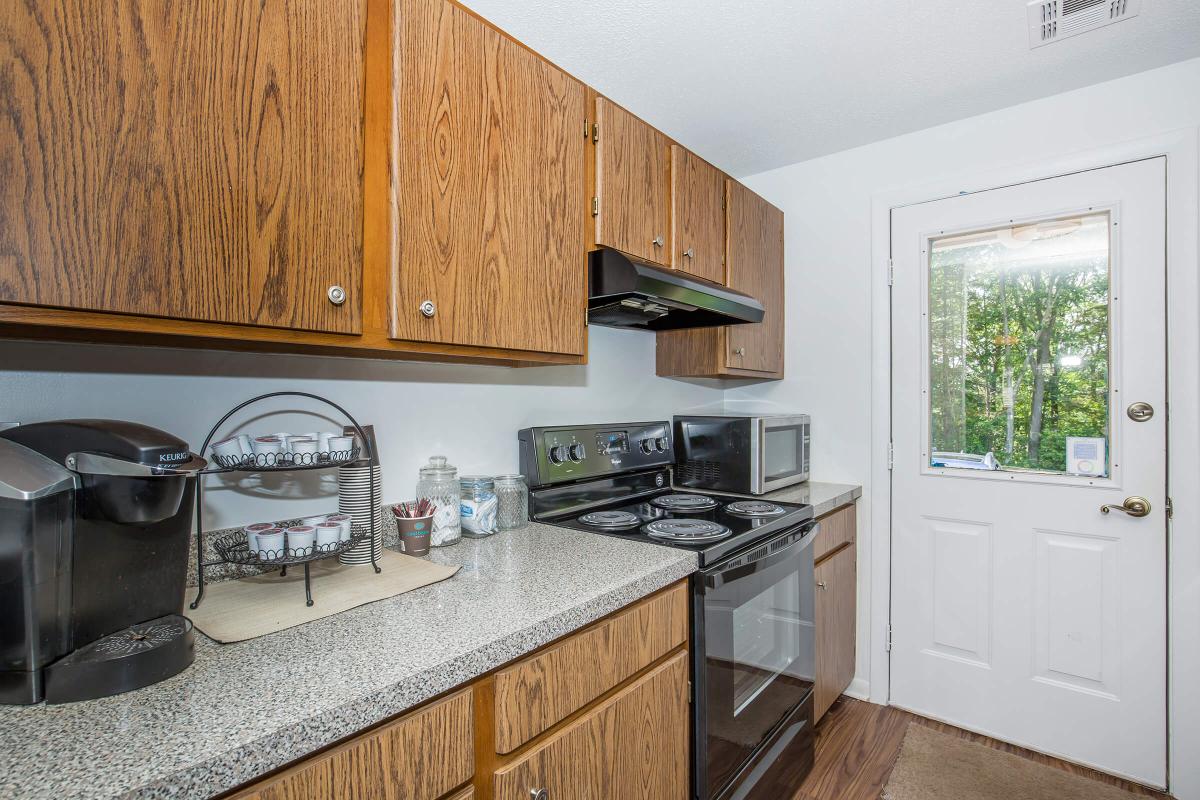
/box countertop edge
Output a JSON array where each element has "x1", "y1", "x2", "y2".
[{"x1": 125, "y1": 554, "x2": 697, "y2": 800}]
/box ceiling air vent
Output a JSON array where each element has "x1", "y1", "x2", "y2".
[{"x1": 1027, "y1": 0, "x2": 1141, "y2": 49}]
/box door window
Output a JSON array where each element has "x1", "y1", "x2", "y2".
[{"x1": 926, "y1": 211, "x2": 1111, "y2": 476}]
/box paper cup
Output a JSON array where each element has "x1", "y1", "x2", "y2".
[{"x1": 396, "y1": 514, "x2": 434, "y2": 557}]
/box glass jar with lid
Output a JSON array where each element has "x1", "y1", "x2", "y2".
[
  {"x1": 459, "y1": 475, "x2": 498, "y2": 537},
  {"x1": 494, "y1": 475, "x2": 528, "y2": 530},
  {"x1": 416, "y1": 455, "x2": 461, "y2": 546}
]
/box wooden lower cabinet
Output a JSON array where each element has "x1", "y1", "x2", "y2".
[
  {"x1": 814, "y1": 506, "x2": 858, "y2": 722},
  {"x1": 230, "y1": 688, "x2": 473, "y2": 800},
  {"x1": 492, "y1": 652, "x2": 690, "y2": 800},
  {"x1": 225, "y1": 582, "x2": 690, "y2": 800}
]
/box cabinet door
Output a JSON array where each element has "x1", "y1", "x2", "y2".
[
  {"x1": 232, "y1": 688, "x2": 473, "y2": 799},
  {"x1": 814, "y1": 544, "x2": 857, "y2": 721},
  {"x1": 670, "y1": 146, "x2": 725, "y2": 284},
  {"x1": 493, "y1": 651, "x2": 689, "y2": 800},
  {"x1": 393, "y1": 0, "x2": 587, "y2": 356},
  {"x1": 725, "y1": 180, "x2": 784, "y2": 374},
  {"x1": 0, "y1": 0, "x2": 364, "y2": 334},
  {"x1": 594, "y1": 98, "x2": 672, "y2": 267}
]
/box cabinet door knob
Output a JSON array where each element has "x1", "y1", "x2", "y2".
[
  {"x1": 817, "y1": 581, "x2": 827, "y2": 590},
  {"x1": 327, "y1": 285, "x2": 347, "y2": 306},
  {"x1": 683, "y1": 247, "x2": 694, "y2": 258},
  {"x1": 652, "y1": 235, "x2": 665, "y2": 247},
  {"x1": 734, "y1": 347, "x2": 746, "y2": 356},
  {"x1": 530, "y1": 789, "x2": 549, "y2": 800},
  {"x1": 419, "y1": 300, "x2": 436, "y2": 318}
]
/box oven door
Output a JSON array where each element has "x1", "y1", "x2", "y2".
[
  {"x1": 754, "y1": 416, "x2": 810, "y2": 493},
  {"x1": 694, "y1": 521, "x2": 818, "y2": 800}
]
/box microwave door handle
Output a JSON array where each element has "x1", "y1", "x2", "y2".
[{"x1": 705, "y1": 523, "x2": 820, "y2": 590}]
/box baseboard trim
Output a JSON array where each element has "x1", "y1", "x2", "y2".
[{"x1": 844, "y1": 677, "x2": 872, "y2": 702}]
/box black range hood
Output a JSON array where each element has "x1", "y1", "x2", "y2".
[{"x1": 587, "y1": 248, "x2": 764, "y2": 331}]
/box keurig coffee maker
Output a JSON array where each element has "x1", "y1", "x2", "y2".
[{"x1": 0, "y1": 419, "x2": 205, "y2": 704}]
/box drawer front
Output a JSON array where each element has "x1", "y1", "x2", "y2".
[
  {"x1": 493, "y1": 581, "x2": 688, "y2": 753},
  {"x1": 493, "y1": 651, "x2": 690, "y2": 800},
  {"x1": 234, "y1": 688, "x2": 473, "y2": 800},
  {"x1": 814, "y1": 503, "x2": 856, "y2": 563}
]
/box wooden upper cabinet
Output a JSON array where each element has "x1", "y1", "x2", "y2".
[
  {"x1": 670, "y1": 146, "x2": 726, "y2": 284},
  {"x1": 594, "y1": 97, "x2": 672, "y2": 267},
  {"x1": 725, "y1": 179, "x2": 784, "y2": 374},
  {"x1": 0, "y1": 0, "x2": 365, "y2": 334},
  {"x1": 392, "y1": 0, "x2": 587, "y2": 356}
]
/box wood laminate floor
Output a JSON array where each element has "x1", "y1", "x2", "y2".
[{"x1": 791, "y1": 697, "x2": 1174, "y2": 800}]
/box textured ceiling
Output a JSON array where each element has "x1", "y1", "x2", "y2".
[{"x1": 458, "y1": 0, "x2": 1200, "y2": 177}]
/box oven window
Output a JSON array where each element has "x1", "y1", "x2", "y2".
[
  {"x1": 732, "y1": 571, "x2": 802, "y2": 714},
  {"x1": 764, "y1": 424, "x2": 806, "y2": 481}
]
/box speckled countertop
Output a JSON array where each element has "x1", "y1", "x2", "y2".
[
  {"x1": 761, "y1": 480, "x2": 862, "y2": 517},
  {"x1": 0, "y1": 524, "x2": 697, "y2": 800}
]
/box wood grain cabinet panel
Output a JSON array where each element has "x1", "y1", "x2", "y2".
[
  {"x1": 493, "y1": 582, "x2": 688, "y2": 753},
  {"x1": 815, "y1": 543, "x2": 857, "y2": 722},
  {"x1": 814, "y1": 504, "x2": 856, "y2": 563},
  {"x1": 725, "y1": 180, "x2": 785, "y2": 374},
  {"x1": 594, "y1": 97, "x2": 672, "y2": 267},
  {"x1": 232, "y1": 688, "x2": 473, "y2": 800},
  {"x1": 493, "y1": 651, "x2": 690, "y2": 800},
  {"x1": 655, "y1": 179, "x2": 784, "y2": 378},
  {"x1": 392, "y1": 0, "x2": 587, "y2": 356},
  {"x1": 0, "y1": 0, "x2": 364, "y2": 334},
  {"x1": 670, "y1": 146, "x2": 726, "y2": 284}
]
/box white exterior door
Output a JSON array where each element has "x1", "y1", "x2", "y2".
[{"x1": 889, "y1": 158, "x2": 1167, "y2": 787}]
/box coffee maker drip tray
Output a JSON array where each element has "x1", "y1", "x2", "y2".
[{"x1": 43, "y1": 615, "x2": 195, "y2": 704}]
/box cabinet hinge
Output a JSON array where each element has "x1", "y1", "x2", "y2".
[
  {"x1": 887, "y1": 441, "x2": 894, "y2": 471},
  {"x1": 583, "y1": 118, "x2": 589, "y2": 138},
  {"x1": 886, "y1": 623, "x2": 894, "y2": 653},
  {"x1": 688, "y1": 681, "x2": 693, "y2": 703},
  {"x1": 591, "y1": 196, "x2": 599, "y2": 217},
  {"x1": 887, "y1": 258, "x2": 894, "y2": 286},
  {"x1": 592, "y1": 122, "x2": 599, "y2": 143},
  {"x1": 1167, "y1": 496, "x2": 1174, "y2": 519}
]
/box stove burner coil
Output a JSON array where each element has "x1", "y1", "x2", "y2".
[
  {"x1": 650, "y1": 493, "x2": 719, "y2": 512},
  {"x1": 579, "y1": 510, "x2": 642, "y2": 529},
  {"x1": 643, "y1": 518, "x2": 732, "y2": 542},
  {"x1": 725, "y1": 500, "x2": 788, "y2": 518}
]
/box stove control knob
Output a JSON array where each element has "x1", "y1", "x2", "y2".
[
  {"x1": 568, "y1": 443, "x2": 586, "y2": 462},
  {"x1": 640, "y1": 438, "x2": 655, "y2": 455},
  {"x1": 548, "y1": 445, "x2": 570, "y2": 465},
  {"x1": 654, "y1": 436, "x2": 669, "y2": 452}
]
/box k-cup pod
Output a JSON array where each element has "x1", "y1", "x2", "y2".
[
  {"x1": 285, "y1": 525, "x2": 316, "y2": 556},
  {"x1": 315, "y1": 522, "x2": 342, "y2": 551}
]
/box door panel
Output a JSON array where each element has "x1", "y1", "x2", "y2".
[
  {"x1": 890, "y1": 158, "x2": 1167, "y2": 786},
  {"x1": 814, "y1": 544, "x2": 856, "y2": 721},
  {"x1": 0, "y1": 0, "x2": 364, "y2": 333},
  {"x1": 726, "y1": 181, "x2": 784, "y2": 373},
  {"x1": 392, "y1": 0, "x2": 587, "y2": 355},
  {"x1": 671, "y1": 146, "x2": 725, "y2": 284},
  {"x1": 595, "y1": 97, "x2": 671, "y2": 267}
]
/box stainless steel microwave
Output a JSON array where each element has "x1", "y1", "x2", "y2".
[{"x1": 673, "y1": 414, "x2": 811, "y2": 495}]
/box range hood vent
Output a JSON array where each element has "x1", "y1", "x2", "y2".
[{"x1": 587, "y1": 248, "x2": 764, "y2": 331}]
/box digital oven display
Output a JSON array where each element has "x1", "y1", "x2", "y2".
[{"x1": 595, "y1": 430, "x2": 629, "y2": 455}]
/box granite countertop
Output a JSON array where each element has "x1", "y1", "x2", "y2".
[
  {"x1": 762, "y1": 480, "x2": 862, "y2": 517},
  {"x1": 0, "y1": 524, "x2": 697, "y2": 800}
]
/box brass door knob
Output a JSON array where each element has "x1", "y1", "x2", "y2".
[{"x1": 1100, "y1": 496, "x2": 1151, "y2": 517}]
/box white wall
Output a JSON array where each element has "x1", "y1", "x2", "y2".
[
  {"x1": 730, "y1": 57, "x2": 1200, "y2": 705},
  {"x1": 0, "y1": 327, "x2": 724, "y2": 530}
]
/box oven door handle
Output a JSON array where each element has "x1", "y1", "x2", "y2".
[{"x1": 704, "y1": 522, "x2": 819, "y2": 589}]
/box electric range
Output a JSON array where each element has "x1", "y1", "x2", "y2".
[{"x1": 519, "y1": 421, "x2": 818, "y2": 800}]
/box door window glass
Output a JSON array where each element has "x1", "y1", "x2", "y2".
[{"x1": 927, "y1": 212, "x2": 1111, "y2": 476}]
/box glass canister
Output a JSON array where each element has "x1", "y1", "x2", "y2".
[
  {"x1": 417, "y1": 455, "x2": 461, "y2": 546},
  {"x1": 494, "y1": 474, "x2": 528, "y2": 530},
  {"x1": 459, "y1": 475, "x2": 498, "y2": 538}
]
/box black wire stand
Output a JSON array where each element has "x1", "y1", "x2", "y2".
[{"x1": 189, "y1": 392, "x2": 382, "y2": 609}]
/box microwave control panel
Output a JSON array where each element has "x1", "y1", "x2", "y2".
[{"x1": 518, "y1": 421, "x2": 673, "y2": 487}]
